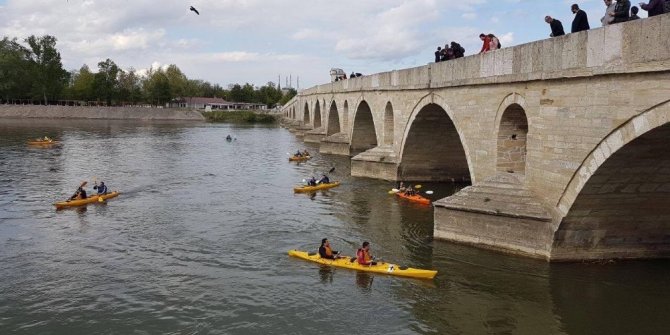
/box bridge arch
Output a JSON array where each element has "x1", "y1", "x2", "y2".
[
  {"x1": 399, "y1": 94, "x2": 472, "y2": 182},
  {"x1": 554, "y1": 100, "x2": 670, "y2": 259},
  {"x1": 350, "y1": 100, "x2": 378, "y2": 155},
  {"x1": 303, "y1": 102, "x2": 310, "y2": 124},
  {"x1": 383, "y1": 102, "x2": 394, "y2": 146},
  {"x1": 314, "y1": 101, "x2": 322, "y2": 128},
  {"x1": 495, "y1": 94, "x2": 529, "y2": 175},
  {"x1": 327, "y1": 101, "x2": 341, "y2": 135}
]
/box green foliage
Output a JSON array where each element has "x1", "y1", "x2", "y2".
[
  {"x1": 204, "y1": 111, "x2": 277, "y2": 123},
  {"x1": 24, "y1": 35, "x2": 69, "y2": 104},
  {"x1": 0, "y1": 34, "x2": 299, "y2": 108}
]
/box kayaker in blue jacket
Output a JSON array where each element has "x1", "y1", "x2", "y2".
[
  {"x1": 295, "y1": 150, "x2": 303, "y2": 157},
  {"x1": 307, "y1": 177, "x2": 317, "y2": 186},
  {"x1": 318, "y1": 174, "x2": 330, "y2": 184},
  {"x1": 93, "y1": 181, "x2": 108, "y2": 195},
  {"x1": 319, "y1": 238, "x2": 343, "y2": 259}
]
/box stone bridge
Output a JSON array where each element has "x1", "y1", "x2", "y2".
[{"x1": 281, "y1": 15, "x2": 670, "y2": 261}]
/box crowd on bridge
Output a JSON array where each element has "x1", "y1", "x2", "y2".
[{"x1": 432, "y1": 1, "x2": 669, "y2": 62}]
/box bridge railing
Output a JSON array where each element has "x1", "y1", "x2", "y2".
[{"x1": 298, "y1": 14, "x2": 669, "y2": 95}]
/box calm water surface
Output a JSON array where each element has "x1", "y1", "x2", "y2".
[{"x1": 1, "y1": 119, "x2": 668, "y2": 335}]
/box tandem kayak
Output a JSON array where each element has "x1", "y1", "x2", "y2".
[
  {"x1": 395, "y1": 191, "x2": 431, "y2": 205},
  {"x1": 288, "y1": 250, "x2": 437, "y2": 280},
  {"x1": 54, "y1": 191, "x2": 120, "y2": 209},
  {"x1": 288, "y1": 155, "x2": 311, "y2": 162},
  {"x1": 293, "y1": 181, "x2": 340, "y2": 193}
]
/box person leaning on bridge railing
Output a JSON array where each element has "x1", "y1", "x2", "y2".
[
  {"x1": 639, "y1": 0, "x2": 666, "y2": 16},
  {"x1": 601, "y1": 0, "x2": 616, "y2": 26},
  {"x1": 571, "y1": 4, "x2": 590, "y2": 33},
  {"x1": 610, "y1": 0, "x2": 631, "y2": 24}
]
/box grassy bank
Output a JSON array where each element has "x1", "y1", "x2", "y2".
[{"x1": 203, "y1": 111, "x2": 278, "y2": 124}]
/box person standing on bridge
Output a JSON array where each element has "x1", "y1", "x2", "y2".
[
  {"x1": 545, "y1": 16, "x2": 566, "y2": 37},
  {"x1": 479, "y1": 33, "x2": 491, "y2": 53},
  {"x1": 610, "y1": 0, "x2": 631, "y2": 23},
  {"x1": 639, "y1": 0, "x2": 665, "y2": 17},
  {"x1": 601, "y1": 0, "x2": 616, "y2": 26},
  {"x1": 571, "y1": 4, "x2": 590, "y2": 33}
]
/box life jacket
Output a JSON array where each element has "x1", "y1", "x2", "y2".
[
  {"x1": 323, "y1": 245, "x2": 333, "y2": 257},
  {"x1": 357, "y1": 248, "x2": 372, "y2": 264}
]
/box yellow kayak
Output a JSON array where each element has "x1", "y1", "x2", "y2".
[
  {"x1": 54, "y1": 191, "x2": 120, "y2": 209},
  {"x1": 288, "y1": 155, "x2": 311, "y2": 162},
  {"x1": 288, "y1": 250, "x2": 437, "y2": 280},
  {"x1": 293, "y1": 181, "x2": 340, "y2": 193}
]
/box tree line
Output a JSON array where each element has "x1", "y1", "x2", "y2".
[{"x1": 0, "y1": 35, "x2": 297, "y2": 107}]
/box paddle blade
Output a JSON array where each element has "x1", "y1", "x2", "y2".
[
  {"x1": 329, "y1": 167, "x2": 335, "y2": 173},
  {"x1": 415, "y1": 184, "x2": 422, "y2": 189},
  {"x1": 80, "y1": 181, "x2": 88, "y2": 188},
  {"x1": 391, "y1": 188, "x2": 399, "y2": 193},
  {"x1": 388, "y1": 190, "x2": 395, "y2": 194},
  {"x1": 425, "y1": 190, "x2": 434, "y2": 195}
]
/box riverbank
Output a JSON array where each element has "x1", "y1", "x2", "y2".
[
  {"x1": 0, "y1": 105, "x2": 205, "y2": 121},
  {"x1": 203, "y1": 110, "x2": 278, "y2": 123}
]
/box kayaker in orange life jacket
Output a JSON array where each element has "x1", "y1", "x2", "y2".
[
  {"x1": 319, "y1": 238, "x2": 343, "y2": 259},
  {"x1": 357, "y1": 241, "x2": 377, "y2": 266}
]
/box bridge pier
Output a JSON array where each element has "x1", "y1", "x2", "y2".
[
  {"x1": 433, "y1": 174, "x2": 555, "y2": 259},
  {"x1": 350, "y1": 146, "x2": 399, "y2": 180},
  {"x1": 304, "y1": 127, "x2": 327, "y2": 143},
  {"x1": 319, "y1": 133, "x2": 350, "y2": 155}
]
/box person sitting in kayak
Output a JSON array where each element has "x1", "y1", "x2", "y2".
[
  {"x1": 226, "y1": 135, "x2": 232, "y2": 141},
  {"x1": 397, "y1": 181, "x2": 406, "y2": 192},
  {"x1": 93, "y1": 181, "x2": 108, "y2": 195},
  {"x1": 319, "y1": 238, "x2": 343, "y2": 259},
  {"x1": 307, "y1": 177, "x2": 317, "y2": 186},
  {"x1": 357, "y1": 241, "x2": 377, "y2": 266},
  {"x1": 295, "y1": 150, "x2": 303, "y2": 157},
  {"x1": 70, "y1": 185, "x2": 87, "y2": 200},
  {"x1": 404, "y1": 185, "x2": 416, "y2": 196},
  {"x1": 302, "y1": 150, "x2": 310, "y2": 156},
  {"x1": 318, "y1": 174, "x2": 330, "y2": 184}
]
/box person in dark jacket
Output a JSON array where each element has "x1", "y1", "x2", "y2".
[
  {"x1": 610, "y1": 0, "x2": 631, "y2": 23},
  {"x1": 639, "y1": 0, "x2": 665, "y2": 17},
  {"x1": 629, "y1": 6, "x2": 641, "y2": 19},
  {"x1": 93, "y1": 181, "x2": 108, "y2": 195},
  {"x1": 318, "y1": 238, "x2": 343, "y2": 259},
  {"x1": 451, "y1": 41, "x2": 465, "y2": 58},
  {"x1": 571, "y1": 4, "x2": 591, "y2": 33},
  {"x1": 545, "y1": 16, "x2": 565, "y2": 37},
  {"x1": 434, "y1": 46, "x2": 442, "y2": 63}
]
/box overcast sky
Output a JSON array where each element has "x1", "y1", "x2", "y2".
[{"x1": 0, "y1": 0, "x2": 645, "y2": 89}]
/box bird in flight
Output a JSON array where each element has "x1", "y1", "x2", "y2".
[{"x1": 190, "y1": 6, "x2": 200, "y2": 15}]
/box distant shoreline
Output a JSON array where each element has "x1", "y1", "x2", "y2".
[{"x1": 0, "y1": 105, "x2": 205, "y2": 121}]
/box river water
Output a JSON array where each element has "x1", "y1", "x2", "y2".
[{"x1": 0, "y1": 119, "x2": 668, "y2": 335}]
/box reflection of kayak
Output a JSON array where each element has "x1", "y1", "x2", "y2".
[
  {"x1": 54, "y1": 191, "x2": 120, "y2": 209},
  {"x1": 288, "y1": 155, "x2": 311, "y2": 162},
  {"x1": 28, "y1": 140, "x2": 59, "y2": 145},
  {"x1": 395, "y1": 191, "x2": 431, "y2": 205},
  {"x1": 293, "y1": 182, "x2": 340, "y2": 193},
  {"x1": 288, "y1": 250, "x2": 437, "y2": 280}
]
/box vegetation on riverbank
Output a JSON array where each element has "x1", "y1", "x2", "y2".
[{"x1": 203, "y1": 111, "x2": 277, "y2": 124}]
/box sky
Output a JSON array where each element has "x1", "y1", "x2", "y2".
[{"x1": 0, "y1": 0, "x2": 648, "y2": 89}]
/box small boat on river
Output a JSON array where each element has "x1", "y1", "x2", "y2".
[
  {"x1": 288, "y1": 250, "x2": 437, "y2": 279},
  {"x1": 54, "y1": 191, "x2": 120, "y2": 210},
  {"x1": 293, "y1": 181, "x2": 340, "y2": 193}
]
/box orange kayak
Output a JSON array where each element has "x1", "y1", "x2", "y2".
[
  {"x1": 28, "y1": 139, "x2": 59, "y2": 146},
  {"x1": 395, "y1": 191, "x2": 431, "y2": 205}
]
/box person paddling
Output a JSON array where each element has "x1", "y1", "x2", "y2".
[
  {"x1": 302, "y1": 150, "x2": 310, "y2": 156},
  {"x1": 307, "y1": 176, "x2": 317, "y2": 186},
  {"x1": 319, "y1": 238, "x2": 343, "y2": 259},
  {"x1": 70, "y1": 182, "x2": 88, "y2": 200},
  {"x1": 357, "y1": 241, "x2": 377, "y2": 266},
  {"x1": 295, "y1": 150, "x2": 303, "y2": 157},
  {"x1": 93, "y1": 181, "x2": 108, "y2": 195},
  {"x1": 318, "y1": 174, "x2": 330, "y2": 184}
]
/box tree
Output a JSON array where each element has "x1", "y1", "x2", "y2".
[
  {"x1": 69, "y1": 65, "x2": 95, "y2": 101},
  {"x1": 279, "y1": 88, "x2": 297, "y2": 106},
  {"x1": 92, "y1": 58, "x2": 120, "y2": 105},
  {"x1": 0, "y1": 37, "x2": 32, "y2": 101},
  {"x1": 118, "y1": 67, "x2": 142, "y2": 105},
  {"x1": 143, "y1": 68, "x2": 171, "y2": 106},
  {"x1": 25, "y1": 35, "x2": 68, "y2": 104},
  {"x1": 165, "y1": 64, "x2": 188, "y2": 98}
]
